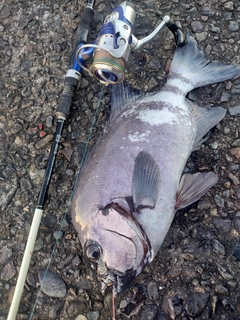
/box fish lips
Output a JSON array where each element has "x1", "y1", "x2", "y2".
[{"x1": 98, "y1": 268, "x2": 137, "y2": 296}]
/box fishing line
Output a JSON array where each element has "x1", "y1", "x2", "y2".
[{"x1": 29, "y1": 84, "x2": 105, "y2": 319}]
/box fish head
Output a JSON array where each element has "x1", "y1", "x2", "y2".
[{"x1": 77, "y1": 200, "x2": 151, "y2": 296}]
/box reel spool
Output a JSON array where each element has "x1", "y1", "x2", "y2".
[{"x1": 89, "y1": 48, "x2": 125, "y2": 84}]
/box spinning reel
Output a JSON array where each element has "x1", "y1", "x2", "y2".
[{"x1": 75, "y1": 1, "x2": 185, "y2": 85}]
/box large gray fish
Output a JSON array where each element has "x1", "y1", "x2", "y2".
[{"x1": 71, "y1": 34, "x2": 240, "y2": 296}]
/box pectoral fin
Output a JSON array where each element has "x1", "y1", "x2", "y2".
[
  {"x1": 132, "y1": 151, "x2": 161, "y2": 212},
  {"x1": 175, "y1": 172, "x2": 218, "y2": 210}
]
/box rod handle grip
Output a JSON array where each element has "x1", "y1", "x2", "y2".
[
  {"x1": 56, "y1": 76, "x2": 79, "y2": 119},
  {"x1": 70, "y1": 7, "x2": 94, "y2": 66}
]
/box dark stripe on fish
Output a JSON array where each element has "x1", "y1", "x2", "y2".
[
  {"x1": 169, "y1": 71, "x2": 193, "y2": 84},
  {"x1": 162, "y1": 84, "x2": 185, "y2": 95}
]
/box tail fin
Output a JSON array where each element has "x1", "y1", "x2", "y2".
[{"x1": 168, "y1": 33, "x2": 240, "y2": 93}]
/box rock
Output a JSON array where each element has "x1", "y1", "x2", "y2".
[
  {"x1": 0, "y1": 262, "x2": 16, "y2": 281},
  {"x1": 35, "y1": 134, "x2": 53, "y2": 149},
  {"x1": 140, "y1": 304, "x2": 158, "y2": 320},
  {"x1": 191, "y1": 21, "x2": 203, "y2": 32},
  {"x1": 209, "y1": 141, "x2": 218, "y2": 149},
  {"x1": 168, "y1": 295, "x2": 184, "y2": 318},
  {"x1": 20, "y1": 177, "x2": 32, "y2": 191},
  {"x1": 228, "y1": 105, "x2": 240, "y2": 116},
  {"x1": 41, "y1": 214, "x2": 57, "y2": 228},
  {"x1": 46, "y1": 115, "x2": 53, "y2": 128},
  {"x1": 195, "y1": 32, "x2": 208, "y2": 42},
  {"x1": 216, "y1": 263, "x2": 233, "y2": 281},
  {"x1": 230, "y1": 148, "x2": 240, "y2": 160},
  {"x1": 213, "y1": 218, "x2": 232, "y2": 233},
  {"x1": 0, "y1": 5, "x2": 11, "y2": 18},
  {"x1": 224, "y1": 2, "x2": 234, "y2": 11},
  {"x1": 228, "y1": 21, "x2": 239, "y2": 32},
  {"x1": 221, "y1": 91, "x2": 231, "y2": 102},
  {"x1": 67, "y1": 301, "x2": 87, "y2": 318},
  {"x1": 212, "y1": 239, "x2": 226, "y2": 255},
  {"x1": 185, "y1": 291, "x2": 210, "y2": 317},
  {"x1": 232, "y1": 139, "x2": 240, "y2": 147},
  {"x1": 215, "y1": 285, "x2": 228, "y2": 295},
  {"x1": 75, "y1": 279, "x2": 92, "y2": 291},
  {"x1": 87, "y1": 311, "x2": 100, "y2": 320},
  {"x1": 233, "y1": 244, "x2": 240, "y2": 261},
  {"x1": 234, "y1": 212, "x2": 240, "y2": 233},
  {"x1": 147, "y1": 281, "x2": 159, "y2": 300},
  {"x1": 0, "y1": 248, "x2": 12, "y2": 264},
  {"x1": 48, "y1": 301, "x2": 65, "y2": 319},
  {"x1": 228, "y1": 173, "x2": 239, "y2": 185},
  {"x1": 38, "y1": 269, "x2": 67, "y2": 298},
  {"x1": 214, "y1": 195, "x2": 225, "y2": 208},
  {"x1": 26, "y1": 273, "x2": 36, "y2": 288},
  {"x1": 75, "y1": 316, "x2": 88, "y2": 320}
]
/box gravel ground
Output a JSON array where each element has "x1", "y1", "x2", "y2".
[{"x1": 1, "y1": 0, "x2": 240, "y2": 319}]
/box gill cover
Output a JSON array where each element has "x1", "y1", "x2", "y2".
[{"x1": 85, "y1": 204, "x2": 151, "y2": 296}]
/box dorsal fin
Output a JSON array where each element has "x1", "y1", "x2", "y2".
[
  {"x1": 190, "y1": 101, "x2": 226, "y2": 150},
  {"x1": 110, "y1": 81, "x2": 145, "y2": 122}
]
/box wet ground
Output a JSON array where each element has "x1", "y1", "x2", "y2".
[{"x1": 0, "y1": 0, "x2": 240, "y2": 319}]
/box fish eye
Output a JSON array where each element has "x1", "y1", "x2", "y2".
[{"x1": 86, "y1": 243, "x2": 101, "y2": 262}]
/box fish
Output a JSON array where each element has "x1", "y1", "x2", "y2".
[{"x1": 71, "y1": 33, "x2": 240, "y2": 296}]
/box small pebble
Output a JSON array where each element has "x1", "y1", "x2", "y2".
[
  {"x1": 228, "y1": 21, "x2": 239, "y2": 32},
  {"x1": 228, "y1": 105, "x2": 240, "y2": 116},
  {"x1": 213, "y1": 218, "x2": 231, "y2": 234},
  {"x1": 224, "y1": 1, "x2": 234, "y2": 11},
  {"x1": 48, "y1": 301, "x2": 65, "y2": 319},
  {"x1": 233, "y1": 244, "x2": 240, "y2": 261},
  {"x1": 215, "y1": 285, "x2": 228, "y2": 295},
  {"x1": 20, "y1": 177, "x2": 32, "y2": 191},
  {"x1": 38, "y1": 269, "x2": 67, "y2": 298},
  {"x1": 223, "y1": 127, "x2": 230, "y2": 135},
  {"x1": 232, "y1": 139, "x2": 240, "y2": 147},
  {"x1": 87, "y1": 311, "x2": 100, "y2": 320},
  {"x1": 27, "y1": 273, "x2": 36, "y2": 288},
  {"x1": 228, "y1": 173, "x2": 239, "y2": 185},
  {"x1": 0, "y1": 263, "x2": 16, "y2": 281},
  {"x1": 75, "y1": 316, "x2": 88, "y2": 320},
  {"x1": 209, "y1": 141, "x2": 218, "y2": 149},
  {"x1": 212, "y1": 239, "x2": 226, "y2": 256},
  {"x1": 185, "y1": 292, "x2": 210, "y2": 317},
  {"x1": 67, "y1": 301, "x2": 87, "y2": 317},
  {"x1": 214, "y1": 195, "x2": 225, "y2": 208},
  {"x1": 191, "y1": 21, "x2": 203, "y2": 32},
  {"x1": 140, "y1": 304, "x2": 158, "y2": 320},
  {"x1": 147, "y1": 281, "x2": 159, "y2": 300},
  {"x1": 46, "y1": 115, "x2": 53, "y2": 128}
]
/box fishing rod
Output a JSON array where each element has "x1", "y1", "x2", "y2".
[
  {"x1": 7, "y1": 1, "x2": 95, "y2": 319},
  {"x1": 7, "y1": 1, "x2": 186, "y2": 319}
]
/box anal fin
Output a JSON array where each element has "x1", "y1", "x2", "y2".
[
  {"x1": 132, "y1": 151, "x2": 161, "y2": 212},
  {"x1": 175, "y1": 172, "x2": 218, "y2": 210}
]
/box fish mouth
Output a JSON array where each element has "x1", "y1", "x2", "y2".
[{"x1": 98, "y1": 268, "x2": 137, "y2": 296}]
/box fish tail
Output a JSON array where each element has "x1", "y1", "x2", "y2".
[{"x1": 167, "y1": 33, "x2": 240, "y2": 93}]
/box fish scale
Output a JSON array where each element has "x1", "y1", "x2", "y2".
[{"x1": 71, "y1": 33, "x2": 240, "y2": 296}]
